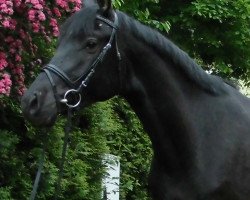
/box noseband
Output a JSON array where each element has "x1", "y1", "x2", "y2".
[{"x1": 43, "y1": 12, "x2": 121, "y2": 109}]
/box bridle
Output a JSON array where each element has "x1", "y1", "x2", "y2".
[
  {"x1": 43, "y1": 11, "x2": 121, "y2": 110},
  {"x1": 29, "y1": 12, "x2": 121, "y2": 200}
]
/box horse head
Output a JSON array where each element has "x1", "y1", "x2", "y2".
[{"x1": 21, "y1": 0, "x2": 122, "y2": 126}]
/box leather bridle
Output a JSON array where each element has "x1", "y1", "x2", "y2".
[{"x1": 43, "y1": 12, "x2": 121, "y2": 109}]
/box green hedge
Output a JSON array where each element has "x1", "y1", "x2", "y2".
[{"x1": 0, "y1": 97, "x2": 152, "y2": 200}]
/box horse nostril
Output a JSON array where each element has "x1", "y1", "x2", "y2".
[{"x1": 29, "y1": 92, "x2": 41, "y2": 115}]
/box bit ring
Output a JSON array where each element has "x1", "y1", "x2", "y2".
[{"x1": 60, "y1": 89, "x2": 81, "y2": 108}]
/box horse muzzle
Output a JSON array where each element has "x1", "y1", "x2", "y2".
[{"x1": 21, "y1": 90, "x2": 57, "y2": 127}]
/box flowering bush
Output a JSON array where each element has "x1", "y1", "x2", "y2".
[{"x1": 0, "y1": 0, "x2": 81, "y2": 97}]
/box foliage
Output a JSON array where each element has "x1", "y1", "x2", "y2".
[
  {"x1": 156, "y1": 0, "x2": 250, "y2": 84},
  {"x1": 0, "y1": 97, "x2": 152, "y2": 199},
  {"x1": 87, "y1": 98, "x2": 152, "y2": 200},
  {"x1": 0, "y1": 104, "x2": 104, "y2": 200},
  {"x1": 114, "y1": 0, "x2": 171, "y2": 32},
  {"x1": 0, "y1": 0, "x2": 81, "y2": 98}
]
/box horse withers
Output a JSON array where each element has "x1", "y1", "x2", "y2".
[{"x1": 21, "y1": 0, "x2": 250, "y2": 199}]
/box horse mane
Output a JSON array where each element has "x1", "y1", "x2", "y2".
[{"x1": 117, "y1": 11, "x2": 230, "y2": 95}]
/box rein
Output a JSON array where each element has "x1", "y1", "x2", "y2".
[
  {"x1": 29, "y1": 108, "x2": 73, "y2": 200},
  {"x1": 29, "y1": 12, "x2": 120, "y2": 200}
]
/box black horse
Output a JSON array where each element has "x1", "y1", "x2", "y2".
[{"x1": 21, "y1": 0, "x2": 250, "y2": 199}]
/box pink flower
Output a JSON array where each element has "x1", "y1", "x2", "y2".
[
  {"x1": 30, "y1": 0, "x2": 39, "y2": 5},
  {"x1": 0, "y1": 88, "x2": 7, "y2": 94},
  {"x1": 53, "y1": 7, "x2": 61, "y2": 17},
  {"x1": 9, "y1": 19, "x2": 17, "y2": 29},
  {"x1": 53, "y1": 28, "x2": 59, "y2": 37},
  {"x1": 0, "y1": 52, "x2": 8, "y2": 70},
  {"x1": 28, "y1": 9, "x2": 36, "y2": 21},
  {"x1": 32, "y1": 22, "x2": 40, "y2": 32},
  {"x1": 0, "y1": 0, "x2": 82, "y2": 96},
  {"x1": 3, "y1": 74, "x2": 12, "y2": 86},
  {"x1": 15, "y1": 54, "x2": 22, "y2": 62},
  {"x1": 0, "y1": 1, "x2": 14, "y2": 14},
  {"x1": 6, "y1": 1, "x2": 13, "y2": 7},
  {"x1": 38, "y1": 11, "x2": 45, "y2": 21},
  {"x1": 34, "y1": 3, "x2": 43, "y2": 10},
  {"x1": 2, "y1": 19, "x2": 10, "y2": 28},
  {"x1": 56, "y1": 0, "x2": 68, "y2": 9},
  {"x1": 50, "y1": 18, "x2": 59, "y2": 37},
  {"x1": 6, "y1": 8, "x2": 14, "y2": 15},
  {"x1": 0, "y1": 60, "x2": 8, "y2": 70},
  {"x1": 0, "y1": 73, "x2": 12, "y2": 96},
  {"x1": 0, "y1": 4, "x2": 7, "y2": 11},
  {"x1": 50, "y1": 18, "x2": 57, "y2": 26},
  {"x1": 0, "y1": 82, "x2": 4, "y2": 88},
  {"x1": 73, "y1": 6, "x2": 80, "y2": 12}
]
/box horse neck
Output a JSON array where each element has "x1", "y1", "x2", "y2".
[{"x1": 119, "y1": 19, "x2": 198, "y2": 172}]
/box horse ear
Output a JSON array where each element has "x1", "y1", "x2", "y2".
[
  {"x1": 97, "y1": 0, "x2": 113, "y2": 16},
  {"x1": 83, "y1": 0, "x2": 97, "y2": 7}
]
